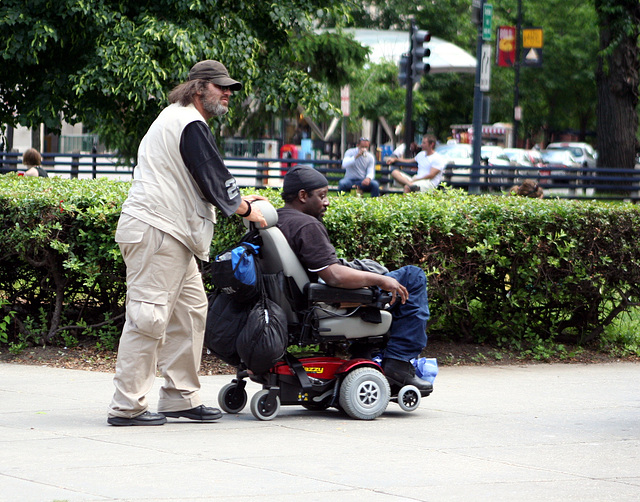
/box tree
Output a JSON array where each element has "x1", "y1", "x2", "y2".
[
  {"x1": 344, "y1": 0, "x2": 478, "y2": 142},
  {"x1": 0, "y1": 0, "x2": 360, "y2": 158},
  {"x1": 346, "y1": 61, "x2": 425, "y2": 138},
  {"x1": 492, "y1": 1, "x2": 599, "y2": 146},
  {"x1": 595, "y1": 0, "x2": 640, "y2": 169},
  {"x1": 352, "y1": 1, "x2": 603, "y2": 148}
]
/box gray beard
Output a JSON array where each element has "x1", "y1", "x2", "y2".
[{"x1": 203, "y1": 100, "x2": 228, "y2": 117}]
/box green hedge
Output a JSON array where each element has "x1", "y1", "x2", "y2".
[{"x1": 1, "y1": 173, "x2": 640, "y2": 352}]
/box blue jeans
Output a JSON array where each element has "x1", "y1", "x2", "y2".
[
  {"x1": 382, "y1": 265, "x2": 430, "y2": 361},
  {"x1": 338, "y1": 176, "x2": 380, "y2": 197}
]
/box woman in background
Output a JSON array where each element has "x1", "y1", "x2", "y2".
[
  {"x1": 23, "y1": 148, "x2": 49, "y2": 177},
  {"x1": 509, "y1": 179, "x2": 543, "y2": 198}
]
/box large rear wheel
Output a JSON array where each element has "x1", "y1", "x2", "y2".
[{"x1": 339, "y1": 367, "x2": 390, "y2": 420}]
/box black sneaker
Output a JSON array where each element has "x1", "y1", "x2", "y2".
[
  {"x1": 382, "y1": 358, "x2": 433, "y2": 395},
  {"x1": 107, "y1": 411, "x2": 167, "y2": 426},
  {"x1": 162, "y1": 404, "x2": 222, "y2": 421}
]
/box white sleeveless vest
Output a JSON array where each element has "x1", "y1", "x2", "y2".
[{"x1": 121, "y1": 103, "x2": 217, "y2": 261}]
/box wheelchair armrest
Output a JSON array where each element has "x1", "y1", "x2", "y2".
[{"x1": 305, "y1": 283, "x2": 393, "y2": 308}]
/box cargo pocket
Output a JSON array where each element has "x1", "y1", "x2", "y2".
[
  {"x1": 127, "y1": 288, "x2": 169, "y2": 340},
  {"x1": 115, "y1": 229, "x2": 144, "y2": 245},
  {"x1": 115, "y1": 218, "x2": 145, "y2": 244}
]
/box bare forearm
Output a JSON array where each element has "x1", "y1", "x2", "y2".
[
  {"x1": 319, "y1": 265, "x2": 381, "y2": 289},
  {"x1": 319, "y1": 264, "x2": 408, "y2": 303}
]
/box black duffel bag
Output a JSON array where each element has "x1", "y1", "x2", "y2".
[
  {"x1": 204, "y1": 290, "x2": 249, "y2": 367},
  {"x1": 236, "y1": 295, "x2": 288, "y2": 375}
]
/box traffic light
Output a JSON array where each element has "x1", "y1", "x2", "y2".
[
  {"x1": 398, "y1": 54, "x2": 410, "y2": 86},
  {"x1": 411, "y1": 29, "x2": 431, "y2": 79}
]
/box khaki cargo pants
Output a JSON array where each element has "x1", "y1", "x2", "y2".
[{"x1": 108, "y1": 215, "x2": 207, "y2": 418}]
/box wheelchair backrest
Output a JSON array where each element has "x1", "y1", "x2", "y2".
[
  {"x1": 244, "y1": 200, "x2": 310, "y2": 321},
  {"x1": 243, "y1": 200, "x2": 393, "y2": 341}
]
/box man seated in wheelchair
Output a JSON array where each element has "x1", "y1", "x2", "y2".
[{"x1": 277, "y1": 166, "x2": 432, "y2": 394}]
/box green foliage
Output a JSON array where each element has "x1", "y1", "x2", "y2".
[
  {"x1": 0, "y1": 174, "x2": 129, "y2": 346},
  {"x1": 0, "y1": 0, "x2": 355, "y2": 157},
  {"x1": 2, "y1": 176, "x2": 640, "y2": 356},
  {"x1": 348, "y1": 1, "x2": 601, "y2": 145},
  {"x1": 321, "y1": 188, "x2": 640, "y2": 348},
  {"x1": 346, "y1": 61, "x2": 429, "y2": 131},
  {"x1": 0, "y1": 299, "x2": 15, "y2": 344},
  {"x1": 600, "y1": 307, "x2": 640, "y2": 357},
  {"x1": 347, "y1": 0, "x2": 476, "y2": 45},
  {"x1": 291, "y1": 31, "x2": 370, "y2": 88}
]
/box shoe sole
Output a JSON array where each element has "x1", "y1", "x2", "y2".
[
  {"x1": 162, "y1": 411, "x2": 222, "y2": 421},
  {"x1": 107, "y1": 416, "x2": 167, "y2": 426},
  {"x1": 385, "y1": 376, "x2": 433, "y2": 396}
]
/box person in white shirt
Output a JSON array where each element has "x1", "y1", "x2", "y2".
[
  {"x1": 388, "y1": 134, "x2": 446, "y2": 193},
  {"x1": 339, "y1": 137, "x2": 380, "y2": 197},
  {"x1": 384, "y1": 141, "x2": 420, "y2": 165}
]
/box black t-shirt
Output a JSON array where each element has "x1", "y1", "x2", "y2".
[
  {"x1": 276, "y1": 207, "x2": 339, "y2": 282},
  {"x1": 179, "y1": 121, "x2": 241, "y2": 218}
]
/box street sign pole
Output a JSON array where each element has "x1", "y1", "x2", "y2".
[
  {"x1": 403, "y1": 21, "x2": 415, "y2": 153},
  {"x1": 471, "y1": 0, "x2": 488, "y2": 194},
  {"x1": 512, "y1": 0, "x2": 522, "y2": 148}
]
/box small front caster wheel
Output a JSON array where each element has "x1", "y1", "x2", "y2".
[{"x1": 397, "y1": 384, "x2": 421, "y2": 412}]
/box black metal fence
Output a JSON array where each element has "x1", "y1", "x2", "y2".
[{"x1": 2, "y1": 151, "x2": 639, "y2": 201}]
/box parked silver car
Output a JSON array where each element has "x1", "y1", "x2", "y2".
[
  {"x1": 504, "y1": 148, "x2": 545, "y2": 183},
  {"x1": 541, "y1": 149, "x2": 581, "y2": 185},
  {"x1": 436, "y1": 143, "x2": 474, "y2": 186},
  {"x1": 546, "y1": 142, "x2": 596, "y2": 168}
]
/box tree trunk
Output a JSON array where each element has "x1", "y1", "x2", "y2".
[{"x1": 595, "y1": 0, "x2": 640, "y2": 170}]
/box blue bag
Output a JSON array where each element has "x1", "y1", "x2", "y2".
[
  {"x1": 230, "y1": 242, "x2": 259, "y2": 286},
  {"x1": 211, "y1": 240, "x2": 261, "y2": 303},
  {"x1": 411, "y1": 357, "x2": 438, "y2": 384}
]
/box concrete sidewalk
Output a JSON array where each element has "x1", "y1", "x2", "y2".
[{"x1": 0, "y1": 361, "x2": 638, "y2": 501}]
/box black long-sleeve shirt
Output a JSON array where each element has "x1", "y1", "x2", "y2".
[{"x1": 180, "y1": 121, "x2": 241, "y2": 218}]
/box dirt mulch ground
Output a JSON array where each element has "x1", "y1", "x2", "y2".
[{"x1": 1, "y1": 338, "x2": 635, "y2": 374}]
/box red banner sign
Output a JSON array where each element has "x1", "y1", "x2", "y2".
[{"x1": 496, "y1": 26, "x2": 516, "y2": 67}]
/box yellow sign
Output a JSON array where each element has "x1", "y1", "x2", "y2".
[{"x1": 522, "y1": 28, "x2": 543, "y2": 49}]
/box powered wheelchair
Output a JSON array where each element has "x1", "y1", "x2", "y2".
[{"x1": 215, "y1": 200, "x2": 432, "y2": 421}]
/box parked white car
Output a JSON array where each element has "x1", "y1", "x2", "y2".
[
  {"x1": 503, "y1": 148, "x2": 534, "y2": 167},
  {"x1": 504, "y1": 148, "x2": 545, "y2": 183},
  {"x1": 546, "y1": 142, "x2": 597, "y2": 168},
  {"x1": 436, "y1": 143, "x2": 474, "y2": 186},
  {"x1": 436, "y1": 143, "x2": 473, "y2": 166},
  {"x1": 481, "y1": 146, "x2": 513, "y2": 189}
]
